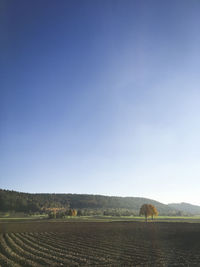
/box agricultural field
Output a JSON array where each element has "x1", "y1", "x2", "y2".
[{"x1": 0, "y1": 221, "x2": 200, "y2": 266}]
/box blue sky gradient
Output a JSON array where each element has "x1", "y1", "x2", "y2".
[{"x1": 1, "y1": 0, "x2": 200, "y2": 204}]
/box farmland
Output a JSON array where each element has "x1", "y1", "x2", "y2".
[{"x1": 0, "y1": 221, "x2": 200, "y2": 266}]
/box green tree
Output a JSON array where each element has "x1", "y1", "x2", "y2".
[
  {"x1": 48, "y1": 211, "x2": 56, "y2": 219},
  {"x1": 77, "y1": 209, "x2": 83, "y2": 216}
]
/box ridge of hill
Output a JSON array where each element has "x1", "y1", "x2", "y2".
[{"x1": 0, "y1": 189, "x2": 183, "y2": 216}]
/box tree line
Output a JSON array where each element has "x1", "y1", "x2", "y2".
[
  {"x1": 0, "y1": 189, "x2": 186, "y2": 216},
  {"x1": 47, "y1": 204, "x2": 159, "y2": 221}
]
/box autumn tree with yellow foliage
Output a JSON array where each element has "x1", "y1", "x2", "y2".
[
  {"x1": 68, "y1": 209, "x2": 77, "y2": 216},
  {"x1": 139, "y1": 204, "x2": 158, "y2": 222},
  {"x1": 149, "y1": 204, "x2": 159, "y2": 220}
]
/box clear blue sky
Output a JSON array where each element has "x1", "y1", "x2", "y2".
[{"x1": 1, "y1": 0, "x2": 200, "y2": 205}]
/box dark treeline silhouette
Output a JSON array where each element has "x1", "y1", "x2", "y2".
[{"x1": 0, "y1": 189, "x2": 187, "y2": 216}]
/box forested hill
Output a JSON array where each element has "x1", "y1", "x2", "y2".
[
  {"x1": 168, "y1": 202, "x2": 200, "y2": 215},
  {"x1": 0, "y1": 189, "x2": 180, "y2": 215}
]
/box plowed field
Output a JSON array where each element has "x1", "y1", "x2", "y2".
[{"x1": 0, "y1": 221, "x2": 200, "y2": 266}]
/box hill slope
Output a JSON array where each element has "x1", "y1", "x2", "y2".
[
  {"x1": 0, "y1": 189, "x2": 179, "y2": 215},
  {"x1": 168, "y1": 202, "x2": 200, "y2": 215}
]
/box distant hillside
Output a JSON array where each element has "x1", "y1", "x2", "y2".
[
  {"x1": 168, "y1": 202, "x2": 200, "y2": 215},
  {"x1": 0, "y1": 189, "x2": 179, "y2": 215}
]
